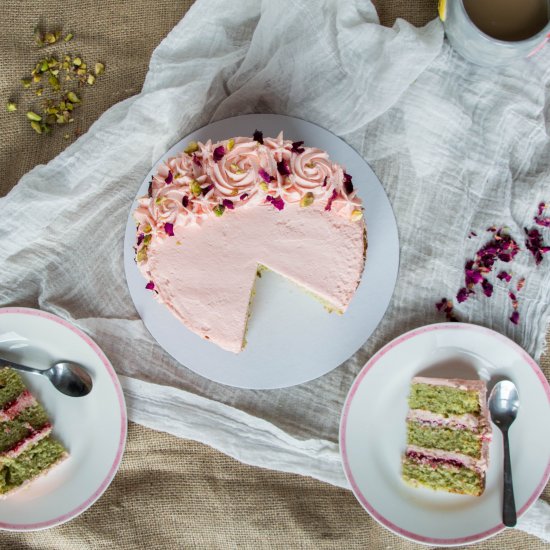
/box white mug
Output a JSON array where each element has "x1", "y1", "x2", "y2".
[{"x1": 439, "y1": 0, "x2": 550, "y2": 67}]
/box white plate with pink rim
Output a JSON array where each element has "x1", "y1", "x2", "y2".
[
  {"x1": 123, "y1": 113, "x2": 399, "y2": 389},
  {"x1": 0, "y1": 307, "x2": 127, "y2": 531},
  {"x1": 340, "y1": 322, "x2": 550, "y2": 546}
]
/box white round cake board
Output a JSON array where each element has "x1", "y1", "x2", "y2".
[{"x1": 123, "y1": 114, "x2": 399, "y2": 389}]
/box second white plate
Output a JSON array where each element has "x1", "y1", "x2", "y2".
[{"x1": 124, "y1": 114, "x2": 399, "y2": 389}]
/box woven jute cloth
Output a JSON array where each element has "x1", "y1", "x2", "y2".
[{"x1": 0, "y1": 1, "x2": 548, "y2": 549}]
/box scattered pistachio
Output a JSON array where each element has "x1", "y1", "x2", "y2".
[
  {"x1": 350, "y1": 209, "x2": 363, "y2": 222},
  {"x1": 7, "y1": 101, "x2": 17, "y2": 112},
  {"x1": 213, "y1": 204, "x2": 225, "y2": 217},
  {"x1": 94, "y1": 62, "x2": 105, "y2": 75},
  {"x1": 26, "y1": 111, "x2": 42, "y2": 121},
  {"x1": 32, "y1": 74, "x2": 42, "y2": 83},
  {"x1": 63, "y1": 133, "x2": 70, "y2": 139},
  {"x1": 40, "y1": 59, "x2": 49, "y2": 72},
  {"x1": 136, "y1": 248, "x2": 148, "y2": 263},
  {"x1": 227, "y1": 138, "x2": 235, "y2": 151},
  {"x1": 63, "y1": 33, "x2": 74, "y2": 42},
  {"x1": 48, "y1": 75, "x2": 60, "y2": 91},
  {"x1": 190, "y1": 180, "x2": 202, "y2": 197},
  {"x1": 30, "y1": 120, "x2": 42, "y2": 133},
  {"x1": 300, "y1": 192, "x2": 314, "y2": 207},
  {"x1": 21, "y1": 78, "x2": 32, "y2": 89},
  {"x1": 184, "y1": 141, "x2": 199, "y2": 154},
  {"x1": 72, "y1": 57, "x2": 82, "y2": 67},
  {"x1": 66, "y1": 91, "x2": 80, "y2": 103},
  {"x1": 35, "y1": 87, "x2": 44, "y2": 97}
]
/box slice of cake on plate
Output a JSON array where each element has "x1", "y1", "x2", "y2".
[
  {"x1": 402, "y1": 376, "x2": 492, "y2": 496},
  {"x1": 133, "y1": 131, "x2": 367, "y2": 353},
  {"x1": 0, "y1": 367, "x2": 68, "y2": 497}
]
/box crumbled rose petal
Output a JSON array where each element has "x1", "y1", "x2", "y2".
[
  {"x1": 277, "y1": 160, "x2": 291, "y2": 176},
  {"x1": 258, "y1": 168, "x2": 271, "y2": 183},
  {"x1": 525, "y1": 227, "x2": 550, "y2": 265},
  {"x1": 253, "y1": 130, "x2": 263, "y2": 144},
  {"x1": 240, "y1": 193, "x2": 248, "y2": 201},
  {"x1": 497, "y1": 271, "x2": 512, "y2": 282},
  {"x1": 165, "y1": 223, "x2": 174, "y2": 236},
  {"x1": 343, "y1": 172, "x2": 354, "y2": 195},
  {"x1": 137, "y1": 233, "x2": 144, "y2": 246},
  {"x1": 202, "y1": 184, "x2": 213, "y2": 195},
  {"x1": 192, "y1": 154, "x2": 202, "y2": 167},
  {"x1": 534, "y1": 202, "x2": 550, "y2": 226},
  {"x1": 182, "y1": 196, "x2": 189, "y2": 208},
  {"x1": 510, "y1": 311, "x2": 520, "y2": 325},
  {"x1": 509, "y1": 290, "x2": 519, "y2": 310},
  {"x1": 468, "y1": 231, "x2": 478, "y2": 239},
  {"x1": 148, "y1": 181, "x2": 153, "y2": 198},
  {"x1": 487, "y1": 226, "x2": 497, "y2": 232},
  {"x1": 465, "y1": 268, "x2": 483, "y2": 287},
  {"x1": 265, "y1": 195, "x2": 284, "y2": 211},
  {"x1": 435, "y1": 298, "x2": 457, "y2": 321},
  {"x1": 516, "y1": 277, "x2": 525, "y2": 292},
  {"x1": 146, "y1": 281, "x2": 155, "y2": 290},
  {"x1": 322, "y1": 177, "x2": 328, "y2": 187},
  {"x1": 213, "y1": 146, "x2": 225, "y2": 162},
  {"x1": 325, "y1": 189, "x2": 338, "y2": 211},
  {"x1": 291, "y1": 141, "x2": 305, "y2": 154},
  {"x1": 222, "y1": 199, "x2": 234, "y2": 210},
  {"x1": 165, "y1": 170, "x2": 173, "y2": 184},
  {"x1": 481, "y1": 279, "x2": 493, "y2": 297},
  {"x1": 456, "y1": 288, "x2": 470, "y2": 303}
]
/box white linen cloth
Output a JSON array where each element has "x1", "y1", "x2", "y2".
[{"x1": 1, "y1": 0, "x2": 549, "y2": 541}]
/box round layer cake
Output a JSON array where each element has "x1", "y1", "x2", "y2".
[{"x1": 133, "y1": 131, "x2": 367, "y2": 353}]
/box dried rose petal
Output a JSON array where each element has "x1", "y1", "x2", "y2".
[
  {"x1": 165, "y1": 170, "x2": 173, "y2": 184},
  {"x1": 534, "y1": 202, "x2": 550, "y2": 226},
  {"x1": 213, "y1": 146, "x2": 225, "y2": 162},
  {"x1": 146, "y1": 281, "x2": 155, "y2": 290},
  {"x1": 291, "y1": 141, "x2": 305, "y2": 154},
  {"x1": 222, "y1": 199, "x2": 234, "y2": 210},
  {"x1": 240, "y1": 193, "x2": 249, "y2": 201},
  {"x1": 465, "y1": 269, "x2": 483, "y2": 286},
  {"x1": 322, "y1": 177, "x2": 328, "y2": 187},
  {"x1": 525, "y1": 227, "x2": 549, "y2": 265},
  {"x1": 456, "y1": 288, "x2": 470, "y2": 303},
  {"x1": 265, "y1": 195, "x2": 284, "y2": 211},
  {"x1": 258, "y1": 168, "x2": 271, "y2": 183},
  {"x1": 202, "y1": 184, "x2": 213, "y2": 195},
  {"x1": 182, "y1": 196, "x2": 189, "y2": 208},
  {"x1": 192, "y1": 154, "x2": 202, "y2": 167},
  {"x1": 481, "y1": 279, "x2": 493, "y2": 297},
  {"x1": 137, "y1": 233, "x2": 144, "y2": 246},
  {"x1": 148, "y1": 181, "x2": 153, "y2": 198},
  {"x1": 468, "y1": 231, "x2": 478, "y2": 239},
  {"x1": 277, "y1": 160, "x2": 291, "y2": 176},
  {"x1": 325, "y1": 189, "x2": 338, "y2": 211},
  {"x1": 516, "y1": 277, "x2": 525, "y2": 292},
  {"x1": 435, "y1": 298, "x2": 457, "y2": 321},
  {"x1": 165, "y1": 223, "x2": 174, "y2": 236},
  {"x1": 510, "y1": 311, "x2": 520, "y2": 325},
  {"x1": 497, "y1": 271, "x2": 512, "y2": 282},
  {"x1": 343, "y1": 173, "x2": 354, "y2": 195},
  {"x1": 253, "y1": 130, "x2": 263, "y2": 144}
]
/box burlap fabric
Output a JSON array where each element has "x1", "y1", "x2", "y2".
[{"x1": 0, "y1": 1, "x2": 548, "y2": 549}]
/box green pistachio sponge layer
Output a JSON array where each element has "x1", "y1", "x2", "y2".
[
  {"x1": 409, "y1": 383, "x2": 480, "y2": 416},
  {"x1": 407, "y1": 422, "x2": 482, "y2": 458},
  {"x1": 402, "y1": 458, "x2": 483, "y2": 496}
]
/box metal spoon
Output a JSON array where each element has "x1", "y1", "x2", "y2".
[
  {"x1": 0, "y1": 357, "x2": 93, "y2": 397},
  {"x1": 488, "y1": 380, "x2": 519, "y2": 527}
]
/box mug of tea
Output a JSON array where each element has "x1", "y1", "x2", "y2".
[{"x1": 439, "y1": 0, "x2": 550, "y2": 66}]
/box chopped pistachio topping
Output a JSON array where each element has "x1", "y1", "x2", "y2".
[
  {"x1": 184, "y1": 141, "x2": 199, "y2": 154},
  {"x1": 143, "y1": 224, "x2": 152, "y2": 233},
  {"x1": 230, "y1": 163, "x2": 239, "y2": 172},
  {"x1": 227, "y1": 138, "x2": 235, "y2": 151},
  {"x1": 259, "y1": 181, "x2": 268, "y2": 192},
  {"x1": 26, "y1": 111, "x2": 42, "y2": 121},
  {"x1": 136, "y1": 248, "x2": 148, "y2": 262},
  {"x1": 94, "y1": 62, "x2": 105, "y2": 75},
  {"x1": 350, "y1": 209, "x2": 363, "y2": 222},
  {"x1": 305, "y1": 162, "x2": 316, "y2": 168},
  {"x1": 143, "y1": 234, "x2": 152, "y2": 245},
  {"x1": 213, "y1": 204, "x2": 225, "y2": 217},
  {"x1": 6, "y1": 101, "x2": 17, "y2": 112},
  {"x1": 190, "y1": 180, "x2": 202, "y2": 197},
  {"x1": 300, "y1": 192, "x2": 314, "y2": 207}
]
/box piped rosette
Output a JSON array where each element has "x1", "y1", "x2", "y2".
[{"x1": 133, "y1": 131, "x2": 364, "y2": 264}]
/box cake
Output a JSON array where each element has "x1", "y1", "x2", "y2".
[
  {"x1": 0, "y1": 367, "x2": 67, "y2": 496},
  {"x1": 402, "y1": 377, "x2": 492, "y2": 496},
  {"x1": 133, "y1": 131, "x2": 367, "y2": 353}
]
